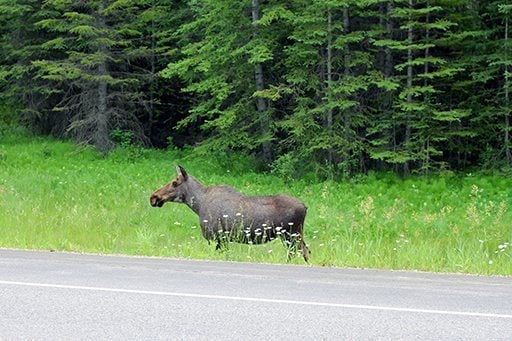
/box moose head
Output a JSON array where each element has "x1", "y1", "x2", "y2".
[{"x1": 150, "y1": 165, "x2": 189, "y2": 207}]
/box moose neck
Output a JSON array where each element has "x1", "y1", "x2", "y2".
[{"x1": 184, "y1": 176, "x2": 207, "y2": 215}]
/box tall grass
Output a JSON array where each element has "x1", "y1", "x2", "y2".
[{"x1": 0, "y1": 138, "x2": 511, "y2": 275}]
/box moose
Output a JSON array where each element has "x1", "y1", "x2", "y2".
[{"x1": 150, "y1": 166, "x2": 310, "y2": 261}]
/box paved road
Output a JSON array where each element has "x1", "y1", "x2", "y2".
[{"x1": 0, "y1": 249, "x2": 511, "y2": 340}]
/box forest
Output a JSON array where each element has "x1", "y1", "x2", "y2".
[{"x1": 1, "y1": 0, "x2": 511, "y2": 178}]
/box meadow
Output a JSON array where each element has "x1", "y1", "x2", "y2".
[{"x1": 0, "y1": 136, "x2": 511, "y2": 275}]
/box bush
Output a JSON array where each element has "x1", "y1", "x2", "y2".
[{"x1": 0, "y1": 104, "x2": 29, "y2": 143}]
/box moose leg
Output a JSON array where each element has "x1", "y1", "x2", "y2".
[
  {"x1": 281, "y1": 229, "x2": 310, "y2": 262},
  {"x1": 215, "y1": 233, "x2": 229, "y2": 251},
  {"x1": 299, "y1": 238, "x2": 310, "y2": 262},
  {"x1": 281, "y1": 231, "x2": 299, "y2": 262},
  {"x1": 287, "y1": 238, "x2": 310, "y2": 262},
  {"x1": 295, "y1": 222, "x2": 310, "y2": 262}
]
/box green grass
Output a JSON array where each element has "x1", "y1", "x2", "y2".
[{"x1": 1, "y1": 137, "x2": 511, "y2": 275}]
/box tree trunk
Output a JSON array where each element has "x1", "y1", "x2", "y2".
[
  {"x1": 384, "y1": 2, "x2": 394, "y2": 78},
  {"x1": 404, "y1": 0, "x2": 414, "y2": 175},
  {"x1": 326, "y1": 8, "x2": 333, "y2": 165},
  {"x1": 424, "y1": 0, "x2": 430, "y2": 87},
  {"x1": 504, "y1": 15, "x2": 511, "y2": 164},
  {"x1": 147, "y1": 8, "x2": 156, "y2": 141},
  {"x1": 385, "y1": 1, "x2": 396, "y2": 172},
  {"x1": 422, "y1": 0, "x2": 431, "y2": 173},
  {"x1": 251, "y1": 0, "x2": 272, "y2": 164},
  {"x1": 95, "y1": 0, "x2": 110, "y2": 154},
  {"x1": 342, "y1": 7, "x2": 351, "y2": 149}
]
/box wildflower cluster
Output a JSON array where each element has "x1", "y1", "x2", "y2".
[
  {"x1": 392, "y1": 233, "x2": 409, "y2": 252},
  {"x1": 495, "y1": 242, "x2": 510, "y2": 255}
]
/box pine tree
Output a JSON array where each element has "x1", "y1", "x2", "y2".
[
  {"x1": 486, "y1": 1, "x2": 512, "y2": 165},
  {"x1": 106, "y1": 0, "x2": 188, "y2": 143},
  {"x1": 263, "y1": 0, "x2": 372, "y2": 177},
  {"x1": 162, "y1": 0, "x2": 283, "y2": 160},
  {"x1": 455, "y1": 1, "x2": 512, "y2": 168},
  {"x1": 0, "y1": 0, "x2": 56, "y2": 132},
  {"x1": 1, "y1": 0, "x2": 509, "y2": 175},
  {"x1": 369, "y1": 0, "x2": 468, "y2": 174},
  {"x1": 501, "y1": 3, "x2": 512, "y2": 164},
  {"x1": 33, "y1": 0, "x2": 157, "y2": 152}
]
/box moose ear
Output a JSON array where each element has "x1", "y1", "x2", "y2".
[{"x1": 176, "y1": 165, "x2": 188, "y2": 181}]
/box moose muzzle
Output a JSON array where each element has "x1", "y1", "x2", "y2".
[{"x1": 150, "y1": 194, "x2": 164, "y2": 207}]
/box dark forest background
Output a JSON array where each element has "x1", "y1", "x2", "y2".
[{"x1": 1, "y1": 0, "x2": 511, "y2": 178}]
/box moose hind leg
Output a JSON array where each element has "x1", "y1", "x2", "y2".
[
  {"x1": 281, "y1": 230, "x2": 309, "y2": 262},
  {"x1": 299, "y1": 238, "x2": 310, "y2": 262}
]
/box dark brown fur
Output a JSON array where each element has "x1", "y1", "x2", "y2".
[{"x1": 150, "y1": 166, "x2": 310, "y2": 261}]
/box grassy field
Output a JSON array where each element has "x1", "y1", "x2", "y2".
[{"x1": 1, "y1": 136, "x2": 511, "y2": 275}]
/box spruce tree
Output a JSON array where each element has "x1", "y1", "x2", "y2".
[
  {"x1": 263, "y1": 0, "x2": 372, "y2": 177},
  {"x1": 33, "y1": 0, "x2": 155, "y2": 152},
  {"x1": 162, "y1": 0, "x2": 283, "y2": 160},
  {"x1": 369, "y1": 0, "x2": 468, "y2": 174},
  {"x1": 0, "y1": 0, "x2": 56, "y2": 132},
  {"x1": 485, "y1": 1, "x2": 512, "y2": 165}
]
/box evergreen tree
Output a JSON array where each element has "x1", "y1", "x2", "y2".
[
  {"x1": 32, "y1": 0, "x2": 165, "y2": 152},
  {"x1": 369, "y1": 0, "x2": 468, "y2": 174},
  {"x1": 106, "y1": 0, "x2": 189, "y2": 144},
  {"x1": 162, "y1": 0, "x2": 283, "y2": 161},
  {"x1": 0, "y1": 0, "x2": 56, "y2": 132},
  {"x1": 261, "y1": 0, "x2": 372, "y2": 177},
  {"x1": 1, "y1": 0, "x2": 510, "y2": 176},
  {"x1": 453, "y1": 0, "x2": 512, "y2": 168},
  {"x1": 481, "y1": 1, "x2": 512, "y2": 165}
]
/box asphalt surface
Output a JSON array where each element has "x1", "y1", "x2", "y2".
[{"x1": 0, "y1": 249, "x2": 511, "y2": 340}]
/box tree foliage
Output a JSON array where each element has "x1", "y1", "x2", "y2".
[{"x1": 1, "y1": 0, "x2": 511, "y2": 176}]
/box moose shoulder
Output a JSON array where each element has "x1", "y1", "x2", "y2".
[{"x1": 150, "y1": 166, "x2": 310, "y2": 261}]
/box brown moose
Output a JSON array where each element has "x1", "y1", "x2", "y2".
[{"x1": 150, "y1": 166, "x2": 310, "y2": 261}]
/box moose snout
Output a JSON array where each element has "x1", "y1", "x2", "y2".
[{"x1": 150, "y1": 194, "x2": 164, "y2": 207}]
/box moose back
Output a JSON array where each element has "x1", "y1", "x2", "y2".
[{"x1": 150, "y1": 166, "x2": 310, "y2": 261}]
